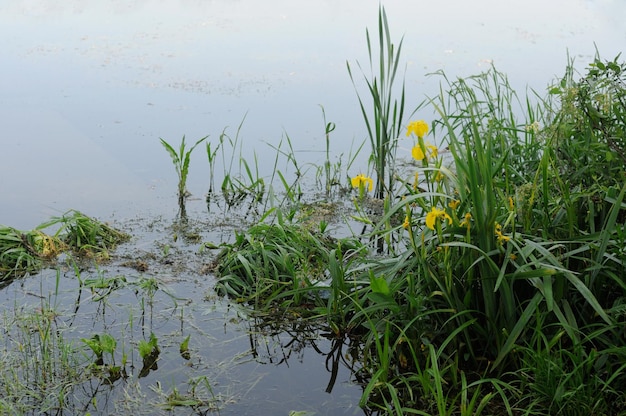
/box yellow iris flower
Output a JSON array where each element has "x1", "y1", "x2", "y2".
[
  {"x1": 351, "y1": 173, "x2": 373, "y2": 192},
  {"x1": 495, "y1": 222, "x2": 510, "y2": 244},
  {"x1": 411, "y1": 145, "x2": 425, "y2": 161},
  {"x1": 460, "y1": 212, "x2": 472, "y2": 229},
  {"x1": 406, "y1": 120, "x2": 429, "y2": 138},
  {"x1": 411, "y1": 142, "x2": 438, "y2": 162},
  {"x1": 425, "y1": 207, "x2": 452, "y2": 230}
]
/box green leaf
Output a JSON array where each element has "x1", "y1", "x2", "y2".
[
  {"x1": 138, "y1": 340, "x2": 151, "y2": 359},
  {"x1": 369, "y1": 273, "x2": 390, "y2": 295},
  {"x1": 492, "y1": 292, "x2": 543, "y2": 369},
  {"x1": 82, "y1": 335, "x2": 103, "y2": 357},
  {"x1": 180, "y1": 335, "x2": 191, "y2": 360},
  {"x1": 99, "y1": 333, "x2": 117, "y2": 355}
]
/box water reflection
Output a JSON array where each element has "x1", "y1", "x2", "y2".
[{"x1": 243, "y1": 314, "x2": 368, "y2": 413}]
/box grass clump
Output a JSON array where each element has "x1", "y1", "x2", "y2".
[
  {"x1": 347, "y1": 5, "x2": 406, "y2": 200},
  {"x1": 40, "y1": 210, "x2": 130, "y2": 260},
  {"x1": 0, "y1": 210, "x2": 129, "y2": 282},
  {"x1": 341, "y1": 54, "x2": 626, "y2": 414},
  {"x1": 214, "y1": 210, "x2": 365, "y2": 310},
  {"x1": 0, "y1": 227, "x2": 65, "y2": 281}
]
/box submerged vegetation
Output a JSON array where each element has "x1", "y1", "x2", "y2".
[{"x1": 2, "y1": 5, "x2": 626, "y2": 416}]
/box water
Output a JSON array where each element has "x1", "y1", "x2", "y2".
[
  {"x1": 1, "y1": 0, "x2": 623, "y2": 228},
  {"x1": 0, "y1": 0, "x2": 623, "y2": 414}
]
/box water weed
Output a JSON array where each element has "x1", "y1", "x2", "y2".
[
  {"x1": 160, "y1": 135, "x2": 208, "y2": 217},
  {"x1": 0, "y1": 211, "x2": 128, "y2": 282},
  {"x1": 214, "y1": 212, "x2": 365, "y2": 310},
  {"x1": 220, "y1": 51, "x2": 626, "y2": 414},
  {"x1": 0, "y1": 226, "x2": 64, "y2": 281},
  {"x1": 41, "y1": 209, "x2": 130, "y2": 259},
  {"x1": 348, "y1": 5, "x2": 406, "y2": 200}
]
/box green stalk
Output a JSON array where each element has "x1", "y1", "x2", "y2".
[
  {"x1": 160, "y1": 135, "x2": 208, "y2": 216},
  {"x1": 347, "y1": 5, "x2": 406, "y2": 199}
]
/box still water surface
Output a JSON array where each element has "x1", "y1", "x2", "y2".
[{"x1": 1, "y1": 0, "x2": 623, "y2": 228}]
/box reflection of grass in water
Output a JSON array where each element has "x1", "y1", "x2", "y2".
[
  {"x1": 0, "y1": 261, "x2": 229, "y2": 415},
  {"x1": 0, "y1": 278, "x2": 86, "y2": 414}
]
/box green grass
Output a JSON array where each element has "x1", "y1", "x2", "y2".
[
  {"x1": 347, "y1": 4, "x2": 406, "y2": 200},
  {"x1": 214, "y1": 209, "x2": 365, "y2": 310},
  {"x1": 209, "y1": 39, "x2": 626, "y2": 416},
  {"x1": 160, "y1": 135, "x2": 208, "y2": 217},
  {"x1": 0, "y1": 210, "x2": 128, "y2": 282}
]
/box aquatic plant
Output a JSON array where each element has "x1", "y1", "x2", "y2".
[
  {"x1": 138, "y1": 332, "x2": 160, "y2": 378},
  {"x1": 160, "y1": 135, "x2": 208, "y2": 216},
  {"x1": 81, "y1": 333, "x2": 117, "y2": 365},
  {"x1": 0, "y1": 226, "x2": 64, "y2": 281},
  {"x1": 0, "y1": 296, "x2": 86, "y2": 414},
  {"x1": 347, "y1": 5, "x2": 406, "y2": 200},
  {"x1": 0, "y1": 210, "x2": 128, "y2": 281},
  {"x1": 42, "y1": 209, "x2": 130, "y2": 260},
  {"x1": 214, "y1": 210, "x2": 364, "y2": 309},
  {"x1": 344, "y1": 56, "x2": 626, "y2": 414},
  {"x1": 205, "y1": 118, "x2": 267, "y2": 209}
]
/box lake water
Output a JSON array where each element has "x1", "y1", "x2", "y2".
[
  {"x1": 0, "y1": 1, "x2": 624, "y2": 414},
  {"x1": 1, "y1": 0, "x2": 623, "y2": 229}
]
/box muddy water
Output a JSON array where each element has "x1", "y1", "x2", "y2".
[{"x1": 0, "y1": 0, "x2": 623, "y2": 414}]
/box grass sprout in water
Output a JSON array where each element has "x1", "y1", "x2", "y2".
[{"x1": 160, "y1": 135, "x2": 208, "y2": 217}]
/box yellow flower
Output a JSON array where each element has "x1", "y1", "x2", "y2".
[
  {"x1": 412, "y1": 171, "x2": 419, "y2": 190},
  {"x1": 427, "y1": 144, "x2": 438, "y2": 158},
  {"x1": 412, "y1": 143, "x2": 438, "y2": 162},
  {"x1": 448, "y1": 199, "x2": 460, "y2": 210},
  {"x1": 460, "y1": 212, "x2": 472, "y2": 229},
  {"x1": 406, "y1": 120, "x2": 429, "y2": 138},
  {"x1": 425, "y1": 207, "x2": 452, "y2": 230},
  {"x1": 351, "y1": 174, "x2": 373, "y2": 192},
  {"x1": 495, "y1": 222, "x2": 510, "y2": 244},
  {"x1": 411, "y1": 145, "x2": 425, "y2": 161},
  {"x1": 402, "y1": 215, "x2": 410, "y2": 229}
]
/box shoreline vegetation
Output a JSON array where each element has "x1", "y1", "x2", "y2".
[{"x1": 2, "y1": 6, "x2": 626, "y2": 415}]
